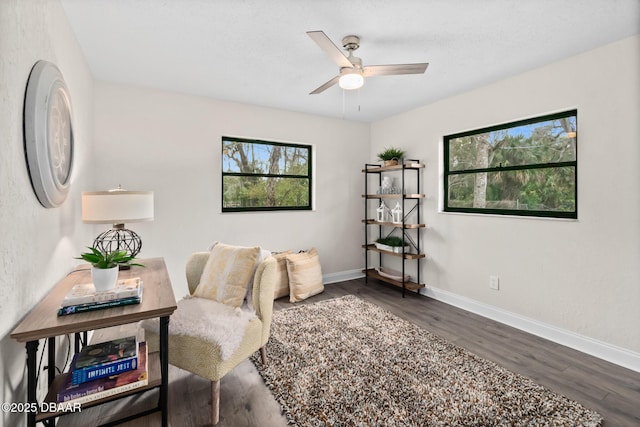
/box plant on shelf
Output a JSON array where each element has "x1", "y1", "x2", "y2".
[
  {"x1": 375, "y1": 236, "x2": 405, "y2": 246},
  {"x1": 76, "y1": 247, "x2": 143, "y2": 292},
  {"x1": 377, "y1": 147, "x2": 405, "y2": 166}
]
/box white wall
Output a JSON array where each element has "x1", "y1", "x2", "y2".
[
  {"x1": 0, "y1": 0, "x2": 94, "y2": 425},
  {"x1": 92, "y1": 82, "x2": 370, "y2": 296},
  {"x1": 371, "y1": 36, "x2": 640, "y2": 355}
]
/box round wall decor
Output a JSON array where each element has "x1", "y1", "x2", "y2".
[{"x1": 24, "y1": 60, "x2": 74, "y2": 208}]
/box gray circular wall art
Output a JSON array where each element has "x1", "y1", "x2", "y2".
[{"x1": 24, "y1": 60, "x2": 74, "y2": 208}]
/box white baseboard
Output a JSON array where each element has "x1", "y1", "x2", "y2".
[
  {"x1": 323, "y1": 269, "x2": 364, "y2": 285},
  {"x1": 422, "y1": 286, "x2": 640, "y2": 373}
]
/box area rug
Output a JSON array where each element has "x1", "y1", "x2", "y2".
[{"x1": 251, "y1": 295, "x2": 602, "y2": 426}]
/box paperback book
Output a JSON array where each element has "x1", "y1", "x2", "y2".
[
  {"x1": 74, "y1": 336, "x2": 137, "y2": 369},
  {"x1": 57, "y1": 296, "x2": 141, "y2": 316},
  {"x1": 61, "y1": 277, "x2": 143, "y2": 307},
  {"x1": 57, "y1": 342, "x2": 147, "y2": 403},
  {"x1": 71, "y1": 353, "x2": 138, "y2": 385}
]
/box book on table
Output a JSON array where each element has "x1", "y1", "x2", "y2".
[
  {"x1": 61, "y1": 277, "x2": 143, "y2": 307},
  {"x1": 57, "y1": 341, "x2": 148, "y2": 404},
  {"x1": 70, "y1": 336, "x2": 139, "y2": 385},
  {"x1": 57, "y1": 297, "x2": 141, "y2": 316},
  {"x1": 74, "y1": 336, "x2": 137, "y2": 368},
  {"x1": 58, "y1": 278, "x2": 143, "y2": 316}
]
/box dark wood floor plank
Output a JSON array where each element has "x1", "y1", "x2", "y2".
[{"x1": 59, "y1": 278, "x2": 640, "y2": 426}]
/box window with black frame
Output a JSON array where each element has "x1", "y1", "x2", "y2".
[
  {"x1": 222, "y1": 137, "x2": 312, "y2": 212},
  {"x1": 444, "y1": 110, "x2": 577, "y2": 218}
]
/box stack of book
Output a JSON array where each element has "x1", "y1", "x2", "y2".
[
  {"x1": 57, "y1": 336, "x2": 148, "y2": 404},
  {"x1": 58, "y1": 277, "x2": 143, "y2": 316}
]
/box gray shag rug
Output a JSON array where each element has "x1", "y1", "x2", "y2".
[{"x1": 251, "y1": 295, "x2": 602, "y2": 426}]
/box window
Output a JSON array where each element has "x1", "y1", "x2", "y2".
[
  {"x1": 222, "y1": 136, "x2": 312, "y2": 212},
  {"x1": 444, "y1": 110, "x2": 577, "y2": 218}
]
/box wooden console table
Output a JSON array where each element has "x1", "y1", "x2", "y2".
[{"x1": 11, "y1": 258, "x2": 177, "y2": 427}]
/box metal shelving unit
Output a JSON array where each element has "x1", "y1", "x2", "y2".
[{"x1": 363, "y1": 160, "x2": 426, "y2": 297}]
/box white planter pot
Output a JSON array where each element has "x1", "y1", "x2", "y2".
[
  {"x1": 374, "y1": 243, "x2": 393, "y2": 252},
  {"x1": 92, "y1": 266, "x2": 119, "y2": 292},
  {"x1": 392, "y1": 245, "x2": 410, "y2": 254},
  {"x1": 374, "y1": 243, "x2": 410, "y2": 254}
]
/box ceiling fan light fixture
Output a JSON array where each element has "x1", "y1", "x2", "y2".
[{"x1": 339, "y1": 69, "x2": 364, "y2": 90}]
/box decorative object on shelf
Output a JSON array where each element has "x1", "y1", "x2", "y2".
[
  {"x1": 391, "y1": 202, "x2": 403, "y2": 224},
  {"x1": 376, "y1": 176, "x2": 401, "y2": 195},
  {"x1": 82, "y1": 186, "x2": 154, "y2": 263},
  {"x1": 23, "y1": 60, "x2": 74, "y2": 208},
  {"x1": 375, "y1": 267, "x2": 410, "y2": 282},
  {"x1": 374, "y1": 236, "x2": 410, "y2": 253},
  {"x1": 376, "y1": 201, "x2": 390, "y2": 222},
  {"x1": 376, "y1": 147, "x2": 405, "y2": 167},
  {"x1": 382, "y1": 176, "x2": 392, "y2": 190},
  {"x1": 76, "y1": 247, "x2": 143, "y2": 291}
]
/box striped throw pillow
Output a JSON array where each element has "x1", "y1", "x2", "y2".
[
  {"x1": 286, "y1": 248, "x2": 324, "y2": 303},
  {"x1": 194, "y1": 243, "x2": 260, "y2": 308}
]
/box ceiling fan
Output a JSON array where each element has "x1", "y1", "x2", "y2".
[{"x1": 307, "y1": 30, "x2": 429, "y2": 95}]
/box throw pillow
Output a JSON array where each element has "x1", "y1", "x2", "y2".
[
  {"x1": 193, "y1": 242, "x2": 260, "y2": 308},
  {"x1": 286, "y1": 248, "x2": 324, "y2": 303},
  {"x1": 272, "y1": 250, "x2": 292, "y2": 299},
  {"x1": 245, "y1": 248, "x2": 272, "y2": 309}
]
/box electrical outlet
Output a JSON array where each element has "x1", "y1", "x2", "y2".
[{"x1": 489, "y1": 275, "x2": 500, "y2": 290}]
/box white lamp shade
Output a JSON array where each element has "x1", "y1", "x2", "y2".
[
  {"x1": 339, "y1": 70, "x2": 364, "y2": 90},
  {"x1": 82, "y1": 190, "x2": 154, "y2": 224}
]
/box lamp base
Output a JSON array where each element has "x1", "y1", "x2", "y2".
[{"x1": 93, "y1": 224, "x2": 142, "y2": 261}]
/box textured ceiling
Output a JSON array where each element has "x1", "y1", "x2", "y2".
[{"x1": 60, "y1": 0, "x2": 640, "y2": 122}]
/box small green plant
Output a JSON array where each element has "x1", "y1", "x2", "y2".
[
  {"x1": 76, "y1": 247, "x2": 144, "y2": 269},
  {"x1": 375, "y1": 236, "x2": 406, "y2": 247},
  {"x1": 377, "y1": 147, "x2": 405, "y2": 161}
]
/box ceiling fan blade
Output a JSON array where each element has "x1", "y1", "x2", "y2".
[
  {"x1": 307, "y1": 31, "x2": 353, "y2": 68},
  {"x1": 363, "y1": 63, "x2": 429, "y2": 77},
  {"x1": 309, "y1": 75, "x2": 340, "y2": 94}
]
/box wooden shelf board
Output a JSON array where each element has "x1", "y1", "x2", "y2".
[
  {"x1": 362, "y1": 219, "x2": 426, "y2": 229},
  {"x1": 362, "y1": 163, "x2": 425, "y2": 173},
  {"x1": 364, "y1": 269, "x2": 425, "y2": 291},
  {"x1": 363, "y1": 244, "x2": 426, "y2": 259}
]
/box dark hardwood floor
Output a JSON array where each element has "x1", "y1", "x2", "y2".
[{"x1": 59, "y1": 278, "x2": 640, "y2": 426}]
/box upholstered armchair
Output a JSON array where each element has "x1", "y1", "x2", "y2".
[{"x1": 144, "y1": 250, "x2": 276, "y2": 425}]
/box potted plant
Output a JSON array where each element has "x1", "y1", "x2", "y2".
[
  {"x1": 76, "y1": 247, "x2": 143, "y2": 292},
  {"x1": 374, "y1": 236, "x2": 410, "y2": 254},
  {"x1": 377, "y1": 147, "x2": 405, "y2": 167}
]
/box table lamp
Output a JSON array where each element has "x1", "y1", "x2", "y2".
[{"x1": 81, "y1": 186, "x2": 154, "y2": 267}]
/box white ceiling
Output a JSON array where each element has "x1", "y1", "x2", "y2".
[{"x1": 60, "y1": 0, "x2": 640, "y2": 122}]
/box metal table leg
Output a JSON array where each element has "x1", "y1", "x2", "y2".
[
  {"x1": 26, "y1": 340, "x2": 38, "y2": 427},
  {"x1": 159, "y1": 316, "x2": 170, "y2": 427}
]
